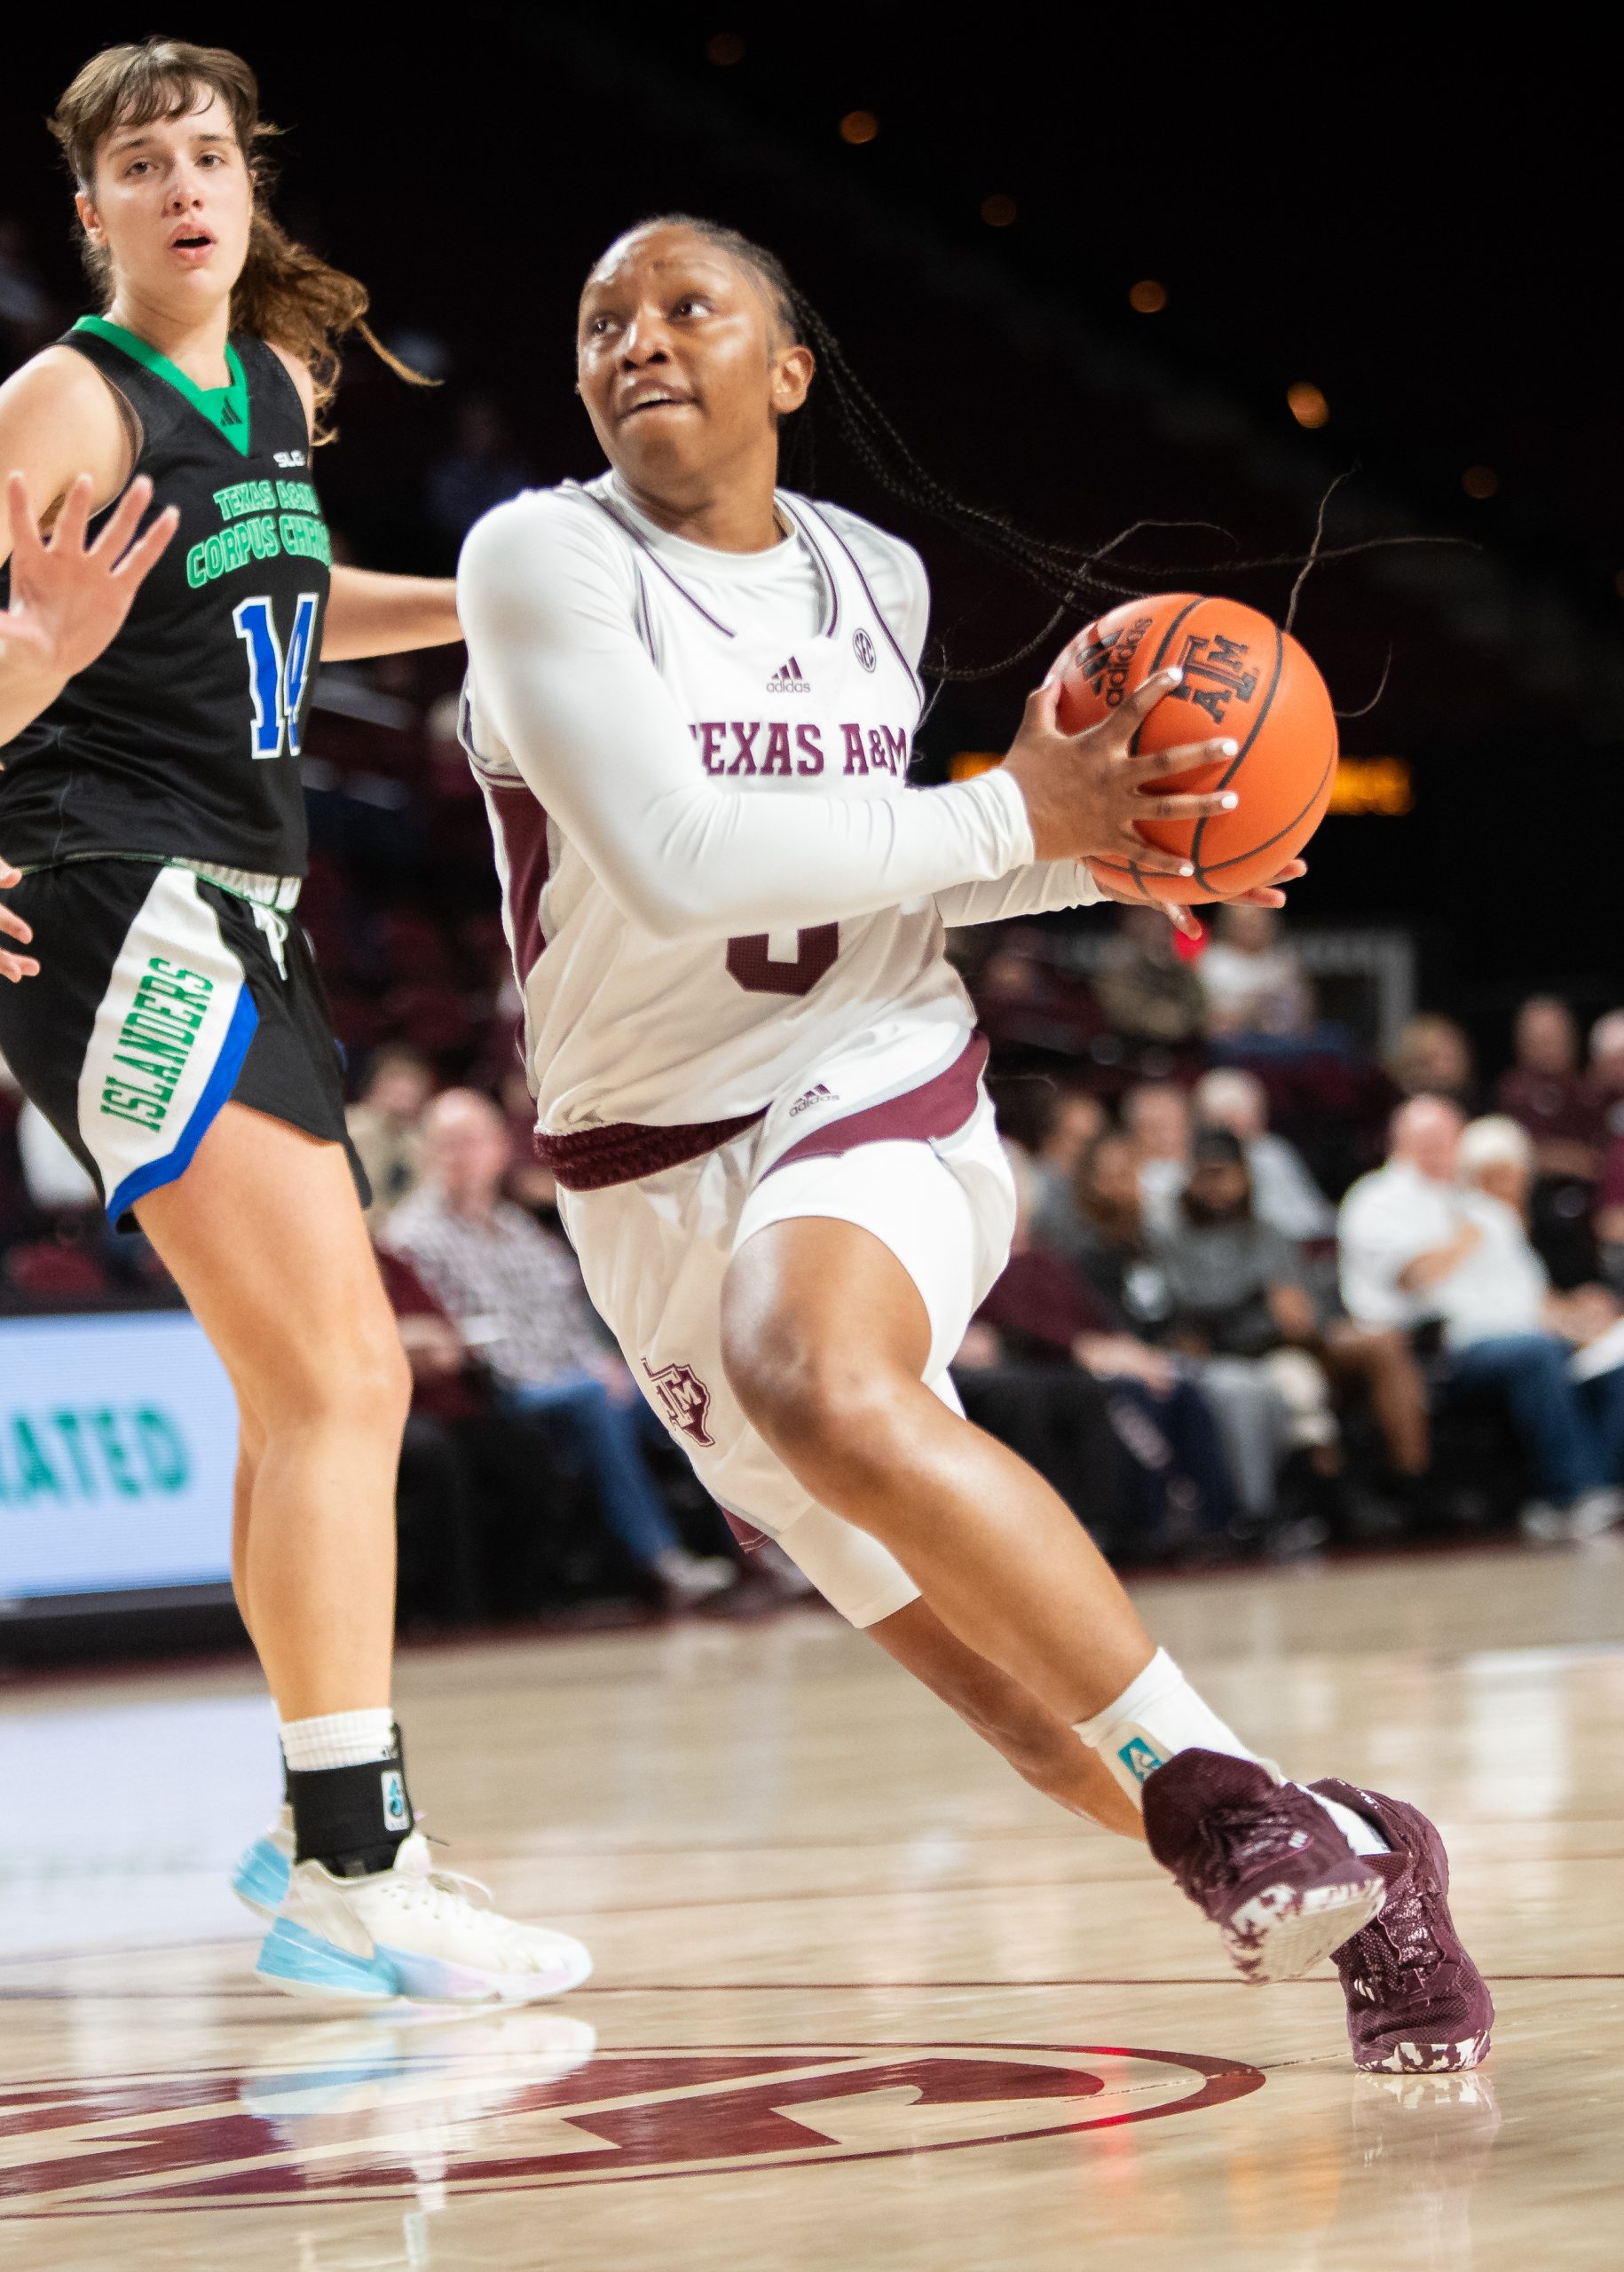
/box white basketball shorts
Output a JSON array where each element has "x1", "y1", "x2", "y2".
[{"x1": 557, "y1": 1072, "x2": 1015, "y2": 1628}]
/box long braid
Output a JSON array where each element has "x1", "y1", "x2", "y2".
[{"x1": 611, "y1": 217, "x2": 1440, "y2": 690}]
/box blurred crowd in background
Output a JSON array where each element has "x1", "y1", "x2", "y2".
[{"x1": 7, "y1": 207, "x2": 1624, "y2": 1631}]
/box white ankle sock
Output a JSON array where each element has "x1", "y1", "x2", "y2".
[
  {"x1": 1311, "y1": 1791, "x2": 1390, "y2": 1856},
  {"x1": 1072, "y1": 1649, "x2": 1390, "y2": 1850},
  {"x1": 1073, "y1": 1649, "x2": 1266, "y2": 1806},
  {"x1": 280, "y1": 1708, "x2": 398, "y2": 1774}
]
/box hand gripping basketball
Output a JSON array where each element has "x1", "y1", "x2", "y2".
[{"x1": 1001, "y1": 667, "x2": 1240, "y2": 877}]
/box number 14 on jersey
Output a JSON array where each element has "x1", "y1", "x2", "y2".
[{"x1": 233, "y1": 591, "x2": 320, "y2": 761}]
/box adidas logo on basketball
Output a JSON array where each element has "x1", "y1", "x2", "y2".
[{"x1": 767, "y1": 656, "x2": 811, "y2": 693}]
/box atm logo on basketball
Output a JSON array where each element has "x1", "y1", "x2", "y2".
[{"x1": 0, "y1": 2040, "x2": 1263, "y2": 2210}]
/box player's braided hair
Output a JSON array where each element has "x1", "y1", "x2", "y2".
[
  {"x1": 50, "y1": 38, "x2": 432, "y2": 443},
  {"x1": 611, "y1": 217, "x2": 1430, "y2": 692},
  {"x1": 619, "y1": 215, "x2": 1175, "y2": 681}
]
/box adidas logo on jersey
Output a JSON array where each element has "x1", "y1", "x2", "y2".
[
  {"x1": 789, "y1": 1082, "x2": 834, "y2": 1117},
  {"x1": 767, "y1": 656, "x2": 812, "y2": 693}
]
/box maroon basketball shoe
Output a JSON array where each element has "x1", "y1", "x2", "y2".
[
  {"x1": 1309, "y1": 1778, "x2": 1494, "y2": 2073},
  {"x1": 1142, "y1": 1750, "x2": 1385, "y2": 1984}
]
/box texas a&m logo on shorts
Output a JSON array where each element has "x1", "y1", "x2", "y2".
[{"x1": 643, "y1": 1359, "x2": 716, "y2": 1448}]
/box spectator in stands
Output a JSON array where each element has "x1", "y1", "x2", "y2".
[
  {"x1": 1151, "y1": 1127, "x2": 1340, "y2": 1487},
  {"x1": 384, "y1": 1089, "x2": 738, "y2": 1602},
  {"x1": 1094, "y1": 907, "x2": 1206, "y2": 1045},
  {"x1": 1387, "y1": 1013, "x2": 1478, "y2": 1114},
  {"x1": 972, "y1": 930, "x2": 1100, "y2": 1057},
  {"x1": 1029, "y1": 1083, "x2": 1106, "y2": 1213},
  {"x1": 1497, "y1": 996, "x2": 1604, "y2": 1286},
  {"x1": 0, "y1": 216, "x2": 56, "y2": 371},
  {"x1": 346, "y1": 1046, "x2": 435, "y2": 1228},
  {"x1": 1196, "y1": 905, "x2": 1313, "y2": 1038},
  {"x1": 426, "y1": 396, "x2": 530, "y2": 548},
  {"x1": 1498, "y1": 997, "x2": 1605, "y2": 1181},
  {"x1": 957, "y1": 1146, "x2": 1235, "y2": 1559},
  {"x1": 1054, "y1": 1127, "x2": 1294, "y2": 1529},
  {"x1": 1192, "y1": 1067, "x2": 1335, "y2": 1239},
  {"x1": 1586, "y1": 1011, "x2": 1624, "y2": 1141},
  {"x1": 1589, "y1": 1014, "x2": 1624, "y2": 1288},
  {"x1": 1123, "y1": 1081, "x2": 1192, "y2": 1227},
  {"x1": 1338, "y1": 1098, "x2": 1622, "y2": 1540}
]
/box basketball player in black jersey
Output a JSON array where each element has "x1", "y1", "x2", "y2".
[{"x1": 0, "y1": 40, "x2": 591, "y2": 2002}]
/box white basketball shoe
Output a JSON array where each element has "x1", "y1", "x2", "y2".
[
  {"x1": 253, "y1": 1831, "x2": 593, "y2": 2007},
  {"x1": 233, "y1": 1807, "x2": 295, "y2": 1918}
]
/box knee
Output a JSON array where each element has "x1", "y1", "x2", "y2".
[
  {"x1": 260, "y1": 1321, "x2": 412, "y2": 1439},
  {"x1": 722, "y1": 1301, "x2": 902, "y2": 1471}
]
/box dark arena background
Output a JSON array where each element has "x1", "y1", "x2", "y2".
[{"x1": 0, "y1": 13, "x2": 1620, "y2": 2271}]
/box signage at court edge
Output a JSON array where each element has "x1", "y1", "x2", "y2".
[{"x1": 0, "y1": 1312, "x2": 236, "y2": 1601}]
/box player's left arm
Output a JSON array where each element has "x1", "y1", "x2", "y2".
[
  {"x1": 267, "y1": 343, "x2": 462, "y2": 660},
  {"x1": 322, "y1": 566, "x2": 461, "y2": 659}
]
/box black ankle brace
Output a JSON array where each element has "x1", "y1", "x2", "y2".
[{"x1": 288, "y1": 1750, "x2": 415, "y2": 1877}]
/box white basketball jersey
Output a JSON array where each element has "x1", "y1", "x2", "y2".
[{"x1": 463, "y1": 482, "x2": 977, "y2": 1137}]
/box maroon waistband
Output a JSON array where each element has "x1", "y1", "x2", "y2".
[
  {"x1": 536, "y1": 1111, "x2": 766, "y2": 1192},
  {"x1": 538, "y1": 1030, "x2": 989, "y2": 1195},
  {"x1": 762, "y1": 1031, "x2": 989, "y2": 1177}
]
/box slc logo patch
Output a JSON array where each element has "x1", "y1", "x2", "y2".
[
  {"x1": 381, "y1": 1770, "x2": 411, "y2": 1833},
  {"x1": 1118, "y1": 1737, "x2": 1168, "y2": 1785}
]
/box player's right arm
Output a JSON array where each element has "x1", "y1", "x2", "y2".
[
  {"x1": 0, "y1": 351, "x2": 179, "y2": 981},
  {"x1": 0, "y1": 351, "x2": 176, "y2": 747},
  {"x1": 459, "y1": 494, "x2": 1239, "y2": 944}
]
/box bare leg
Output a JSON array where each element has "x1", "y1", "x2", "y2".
[
  {"x1": 231, "y1": 1398, "x2": 266, "y2": 1653},
  {"x1": 722, "y1": 1217, "x2": 1155, "y2": 1725},
  {"x1": 137, "y1": 1104, "x2": 409, "y2": 1719},
  {"x1": 869, "y1": 1599, "x2": 1146, "y2": 1839}
]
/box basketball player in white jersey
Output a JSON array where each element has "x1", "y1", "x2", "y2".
[{"x1": 456, "y1": 216, "x2": 1491, "y2": 2071}]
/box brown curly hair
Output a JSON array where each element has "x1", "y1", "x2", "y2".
[{"x1": 49, "y1": 37, "x2": 430, "y2": 441}]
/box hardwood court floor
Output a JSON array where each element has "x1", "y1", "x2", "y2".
[{"x1": 2, "y1": 1546, "x2": 1621, "y2": 2270}]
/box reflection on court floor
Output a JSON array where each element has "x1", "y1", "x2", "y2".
[{"x1": 1, "y1": 1548, "x2": 1620, "y2": 2270}]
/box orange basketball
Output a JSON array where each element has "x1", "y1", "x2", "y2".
[{"x1": 1053, "y1": 593, "x2": 1338, "y2": 905}]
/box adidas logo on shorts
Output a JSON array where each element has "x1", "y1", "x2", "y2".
[{"x1": 767, "y1": 655, "x2": 811, "y2": 693}]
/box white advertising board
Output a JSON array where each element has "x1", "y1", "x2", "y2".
[{"x1": 0, "y1": 1312, "x2": 238, "y2": 1600}]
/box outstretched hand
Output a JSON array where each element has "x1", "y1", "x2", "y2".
[
  {"x1": 1092, "y1": 856, "x2": 1309, "y2": 940},
  {"x1": 1, "y1": 470, "x2": 179, "y2": 691},
  {"x1": 0, "y1": 855, "x2": 37, "y2": 982}
]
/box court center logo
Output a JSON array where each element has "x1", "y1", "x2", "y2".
[
  {"x1": 643, "y1": 1359, "x2": 717, "y2": 1447},
  {"x1": 0, "y1": 2037, "x2": 1264, "y2": 2211}
]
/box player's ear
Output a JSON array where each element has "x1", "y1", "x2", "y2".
[
  {"x1": 770, "y1": 343, "x2": 815, "y2": 418},
  {"x1": 75, "y1": 187, "x2": 106, "y2": 249}
]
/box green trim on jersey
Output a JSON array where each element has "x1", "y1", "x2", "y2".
[{"x1": 71, "y1": 316, "x2": 252, "y2": 457}]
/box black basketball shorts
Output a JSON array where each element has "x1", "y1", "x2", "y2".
[{"x1": 0, "y1": 857, "x2": 369, "y2": 1229}]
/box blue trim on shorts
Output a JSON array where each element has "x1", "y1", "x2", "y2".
[{"x1": 105, "y1": 982, "x2": 261, "y2": 1223}]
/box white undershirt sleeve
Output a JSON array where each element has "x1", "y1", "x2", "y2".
[
  {"x1": 457, "y1": 495, "x2": 1035, "y2": 944},
  {"x1": 935, "y1": 864, "x2": 1105, "y2": 925}
]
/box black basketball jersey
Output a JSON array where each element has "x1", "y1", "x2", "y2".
[{"x1": 0, "y1": 317, "x2": 331, "y2": 877}]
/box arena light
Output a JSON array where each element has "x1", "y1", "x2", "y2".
[
  {"x1": 706, "y1": 31, "x2": 744, "y2": 63},
  {"x1": 1462, "y1": 464, "x2": 1498, "y2": 500},
  {"x1": 1328, "y1": 757, "x2": 1414, "y2": 816},
  {"x1": 1129, "y1": 279, "x2": 1167, "y2": 314},
  {"x1": 840, "y1": 110, "x2": 879, "y2": 144},
  {"x1": 981, "y1": 194, "x2": 1018, "y2": 228},
  {"x1": 1288, "y1": 382, "x2": 1329, "y2": 430}
]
